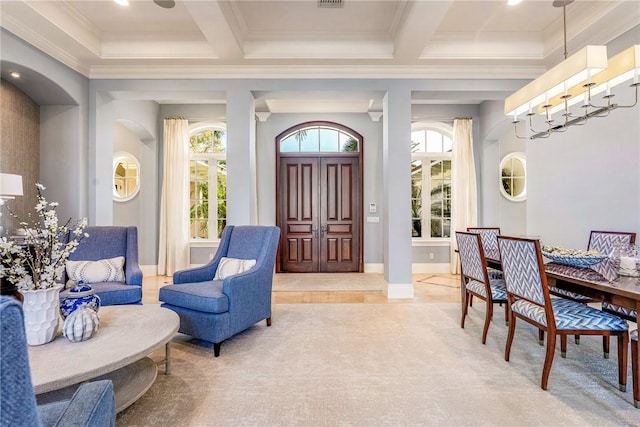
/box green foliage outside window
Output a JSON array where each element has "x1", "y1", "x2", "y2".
[{"x1": 189, "y1": 129, "x2": 226, "y2": 239}]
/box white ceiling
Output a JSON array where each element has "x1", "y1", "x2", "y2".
[{"x1": 1, "y1": 0, "x2": 639, "y2": 110}]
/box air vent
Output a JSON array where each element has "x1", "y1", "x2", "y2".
[{"x1": 318, "y1": 0, "x2": 343, "y2": 8}]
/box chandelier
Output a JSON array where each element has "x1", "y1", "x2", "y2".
[{"x1": 504, "y1": 0, "x2": 639, "y2": 140}]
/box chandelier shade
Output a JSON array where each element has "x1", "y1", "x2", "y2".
[
  {"x1": 541, "y1": 45, "x2": 640, "y2": 115},
  {"x1": 504, "y1": 45, "x2": 608, "y2": 118}
]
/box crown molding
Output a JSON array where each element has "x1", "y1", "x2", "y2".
[{"x1": 88, "y1": 64, "x2": 547, "y2": 80}]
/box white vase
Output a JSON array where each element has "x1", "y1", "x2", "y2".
[{"x1": 19, "y1": 284, "x2": 63, "y2": 346}]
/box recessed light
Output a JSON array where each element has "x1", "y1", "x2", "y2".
[
  {"x1": 114, "y1": 0, "x2": 129, "y2": 6},
  {"x1": 10, "y1": 72, "x2": 20, "y2": 79},
  {"x1": 508, "y1": 0, "x2": 523, "y2": 5}
]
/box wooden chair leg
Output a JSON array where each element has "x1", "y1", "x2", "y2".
[
  {"x1": 505, "y1": 316, "x2": 516, "y2": 362},
  {"x1": 603, "y1": 335, "x2": 610, "y2": 359},
  {"x1": 503, "y1": 303, "x2": 508, "y2": 326},
  {"x1": 482, "y1": 303, "x2": 492, "y2": 345},
  {"x1": 541, "y1": 333, "x2": 557, "y2": 390},
  {"x1": 460, "y1": 291, "x2": 470, "y2": 329},
  {"x1": 617, "y1": 333, "x2": 628, "y2": 392},
  {"x1": 213, "y1": 342, "x2": 221, "y2": 357},
  {"x1": 560, "y1": 335, "x2": 567, "y2": 358},
  {"x1": 266, "y1": 317, "x2": 272, "y2": 327},
  {"x1": 538, "y1": 329, "x2": 545, "y2": 346},
  {"x1": 469, "y1": 294, "x2": 474, "y2": 307},
  {"x1": 631, "y1": 335, "x2": 639, "y2": 408},
  {"x1": 574, "y1": 334, "x2": 580, "y2": 345}
]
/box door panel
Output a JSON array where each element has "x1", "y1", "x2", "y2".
[
  {"x1": 280, "y1": 156, "x2": 360, "y2": 272},
  {"x1": 320, "y1": 158, "x2": 359, "y2": 272},
  {"x1": 281, "y1": 158, "x2": 318, "y2": 272}
]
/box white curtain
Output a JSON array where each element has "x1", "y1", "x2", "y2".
[
  {"x1": 450, "y1": 118, "x2": 477, "y2": 274},
  {"x1": 157, "y1": 118, "x2": 190, "y2": 276}
]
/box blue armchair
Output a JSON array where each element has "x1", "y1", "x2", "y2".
[
  {"x1": 0, "y1": 296, "x2": 116, "y2": 427},
  {"x1": 159, "y1": 225, "x2": 280, "y2": 357},
  {"x1": 60, "y1": 226, "x2": 143, "y2": 306}
]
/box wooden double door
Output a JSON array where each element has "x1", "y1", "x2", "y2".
[{"x1": 278, "y1": 155, "x2": 361, "y2": 272}]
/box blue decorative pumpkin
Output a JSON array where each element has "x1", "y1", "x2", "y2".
[
  {"x1": 60, "y1": 281, "x2": 101, "y2": 319},
  {"x1": 63, "y1": 306, "x2": 100, "y2": 342}
]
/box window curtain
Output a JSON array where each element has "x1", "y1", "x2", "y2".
[
  {"x1": 450, "y1": 118, "x2": 477, "y2": 274},
  {"x1": 157, "y1": 118, "x2": 190, "y2": 276}
]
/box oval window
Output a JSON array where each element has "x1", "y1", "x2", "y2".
[
  {"x1": 499, "y1": 152, "x2": 526, "y2": 202},
  {"x1": 113, "y1": 152, "x2": 140, "y2": 202}
]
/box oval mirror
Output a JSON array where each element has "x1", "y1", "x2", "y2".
[
  {"x1": 113, "y1": 152, "x2": 140, "y2": 202},
  {"x1": 499, "y1": 152, "x2": 526, "y2": 202}
]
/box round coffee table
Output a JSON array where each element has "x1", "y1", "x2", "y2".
[{"x1": 29, "y1": 304, "x2": 179, "y2": 412}]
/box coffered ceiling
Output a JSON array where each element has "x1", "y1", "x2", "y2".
[{"x1": 2, "y1": 0, "x2": 638, "y2": 80}]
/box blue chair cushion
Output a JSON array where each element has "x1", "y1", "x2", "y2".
[
  {"x1": 466, "y1": 278, "x2": 507, "y2": 302},
  {"x1": 60, "y1": 283, "x2": 142, "y2": 306},
  {"x1": 548, "y1": 286, "x2": 594, "y2": 302},
  {"x1": 602, "y1": 301, "x2": 637, "y2": 321},
  {"x1": 159, "y1": 281, "x2": 228, "y2": 314},
  {"x1": 512, "y1": 298, "x2": 629, "y2": 331}
]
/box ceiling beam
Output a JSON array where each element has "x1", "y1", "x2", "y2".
[
  {"x1": 393, "y1": 0, "x2": 454, "y2": 61},
  {"x1": 183, "y1": 0, "x2": 243, "y2": 60}
]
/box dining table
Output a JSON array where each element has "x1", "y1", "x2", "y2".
[{"x1": 479, "y1": 247, "x2": 640, "y2": 408}]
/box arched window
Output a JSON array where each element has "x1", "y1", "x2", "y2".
[
  {"x1": 411, "y1": 124, "x2": 453, "y2": 240},
  {"x1": 279, "y1": 124, "x2": 359, "y2": 153},
  {"x1": 189, "y1": 123, "x2": 227, "y2": 240}
]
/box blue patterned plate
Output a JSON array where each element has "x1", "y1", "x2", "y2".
[{"x1": 541, "y1": 251, "x2": 608, "y2": 268}]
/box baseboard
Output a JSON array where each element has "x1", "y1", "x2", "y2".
[
  {"x1": 384, "y1": 283, "x2": 414, "y2": 299},
  {"x1": 364, "y1": 263, "x2": 451, "y2": 274}
]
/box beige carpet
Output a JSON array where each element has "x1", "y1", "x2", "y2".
[
  {"x1": 117, "y1": 303, "x2": 640, "y2": 426},
  {"x1": 272, "y1": 273, "x2": 385, "y2": 292}
]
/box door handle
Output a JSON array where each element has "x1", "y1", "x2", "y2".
[
  {"x1": 320, "y1": 225, "x2": 328, "y2": 238},
  {"x1": 312, "y1": 227, "x2": 318, "y2": 238}
]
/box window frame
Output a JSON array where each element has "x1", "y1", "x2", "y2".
[
  {"x1": 188, "y1": 122, "x2": 227, "y2": 243},
  {"x1": 411, "y1": 123, "x2": 453, "y2": 244}
]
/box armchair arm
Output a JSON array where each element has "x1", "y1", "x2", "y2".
[
  {"x1": 222, "y1": 267, "x2": 273, "y2": 332},
  {"x1": 125, "y1": 227, "x2": 143, "y2": 286},
  {"x1": 173, "y1": 261, "x2": 219, "y2": 284},
  {"x1": 39, "y1": 380, "x2": 115, "y2": 427}
]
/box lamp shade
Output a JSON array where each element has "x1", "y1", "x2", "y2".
[
  {"x1": 541, "y1": 45, "x2": 640, "y2": 115},
  {"x1": 504, "y1": 45, "x2": 608, "y2": 117},
  {"x1": 0, "y1": 173, "x2": 24, "y2": 197}
]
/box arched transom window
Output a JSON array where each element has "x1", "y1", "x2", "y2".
[{"x1": 280, "y1": 125, "x2": 359, "y2": 153}]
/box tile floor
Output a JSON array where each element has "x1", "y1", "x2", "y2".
[{"x1": 141, "y1": 273, "x2": 462, "y2": 305}]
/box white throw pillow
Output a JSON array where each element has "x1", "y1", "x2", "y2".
[
  {"x1": 66, "y1": 256, "x2": 126, "y2": 284},
  {"x1": 214, "y1": 257, "x2": 257, "y2": 280}
]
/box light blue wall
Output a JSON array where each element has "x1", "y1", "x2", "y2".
[
  {"x1": 1, "y1": 30, "x2": 89, "y2": 223},
  {"x1": 6, "y1": 23, "x2": 639, "y2": 277}
]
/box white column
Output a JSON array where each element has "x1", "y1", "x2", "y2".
[
  {"x1": 226, "y1": 89, "x2": 257, "y2": 225},
  {"x1": 90, "y1": 92, "x2": 114, "y2": 225},
  {"x1": 382, "y1": 88, "x2": 413, "y2": 298}
]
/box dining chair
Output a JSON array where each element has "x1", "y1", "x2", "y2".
[
  {"x1": 465, "y1": 227, "x2": 502, "y2": 307},
  {"x1": 456, "y1": 231, "x2": 507, "y2": 344},
  {"x1": 596, "y1": 231, "x2": 637, "y2": 324},
  {"x1": 548, "y1": 230, "x2": 636, "y2": 347},
  {"x1": 497, "y1": 236, "x2": 629, "y2": 392}
]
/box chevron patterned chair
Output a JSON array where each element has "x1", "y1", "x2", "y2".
[
  {"x1": 497, "y1": 236, "x2": 629, "y2": 392},
  {"x1": 549, "y1": 231, "x2": 636, "y2": 304},
  {"x1": 548, "y1": 230, "x2": 636, "y2": 348},
  {"x1": 466, "y1": 227, "x2": 502, "y2": 279},
  {"x1": 456, "y1": 231, "x2": 507, "y2": 344},
  {"x1": 597, "y1": 231, "x2": 637, "y2": 322}
]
